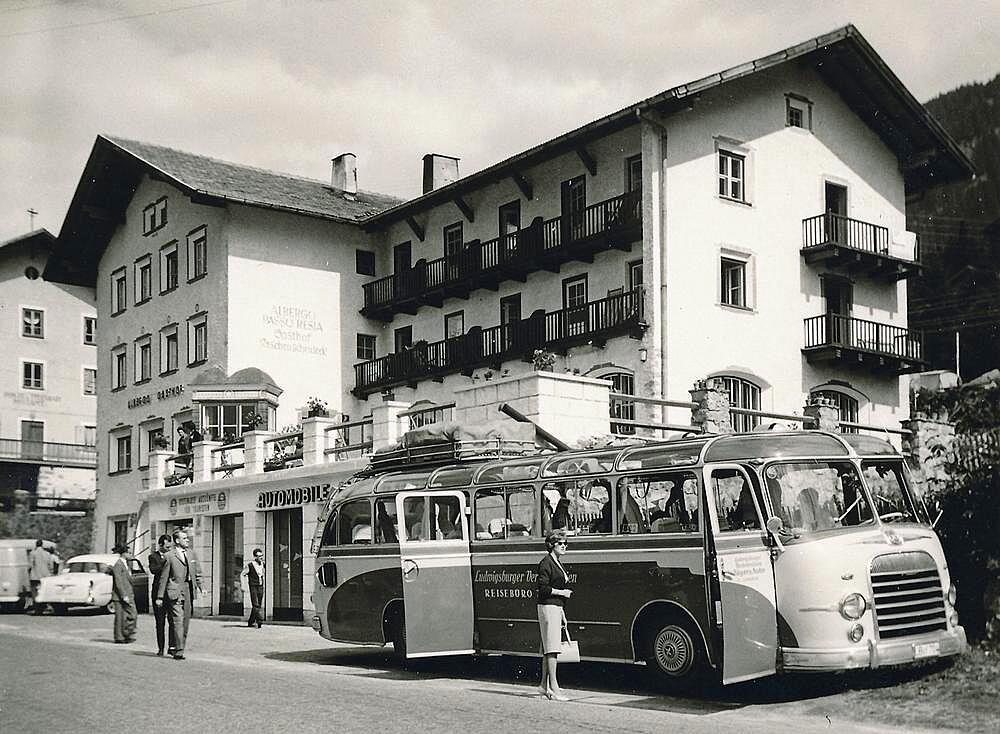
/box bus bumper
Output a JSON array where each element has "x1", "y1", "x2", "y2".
[{"x1": 781, "y1": 626, "x2": 967, "y2": 672}]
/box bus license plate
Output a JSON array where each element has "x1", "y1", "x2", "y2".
[{"x1": 913, "y1": 642, "x2": 940, "y2": 659}]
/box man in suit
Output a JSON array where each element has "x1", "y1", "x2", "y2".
[
  {"x1": 154, "y1": 529, "x2": 201, "y2": 660},
  {"x1": 240, "y1": 547, "x2": 265, "y2": 628},
  {"x1": 110, "y1": 544, "x2": 137, "y2": 643},
  {"x1": 148, "y1": 534, "x2": 174, "y2": 656}
]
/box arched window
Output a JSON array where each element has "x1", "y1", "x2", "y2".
[
  {"x1": 607, "y1": 372, "x2": 635, "y2": 434},
  {"x1": 717, "y1": 376, "x2": 761, "y2": 432},
  {"x1": 811, "y1": 390, "x2": 859, "y2": 433}
]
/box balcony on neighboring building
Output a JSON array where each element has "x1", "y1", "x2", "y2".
[
  {"x1": 803, "y1": 314, "x2": 928, "y2": 374},
  {"x1": 362, "y1": 191, "x2": 642, "y2": 321},
  {"x1": 0, "y1": 439, "x2": 97, "y2": 469},
  {"x1": 354, "y1": 287, "x2": 646, "y2": 397},
  {"x1": 801, "y1": 213, "x2": 921, "y2": 280}
]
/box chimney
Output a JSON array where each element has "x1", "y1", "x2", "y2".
[
  {"x1": 331, "y1": 153, "x2": 357, "y2": 195},
  {"x1": 422, "y1": 154, "x2": 460, "y2": 194}
]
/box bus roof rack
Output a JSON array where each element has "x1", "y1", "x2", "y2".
[{"x1": 368, "y1": 437, "x2": 540, "y2": 473}]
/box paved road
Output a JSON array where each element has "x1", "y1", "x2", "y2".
[{"x1": 0, "y1": 611, "x2": 957, "y2": 734}]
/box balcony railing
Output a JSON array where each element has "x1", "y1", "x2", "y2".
[
  {"x1": 355, "y1": 287, "x2": 646, "y2": 396},
  {"x1": 0, "y1": 439, "x2": 97, "y2": 468},
  {"x1": 803, "y1": 314, "x2": 928, "y2": 373},
  {"x1": 362, "y1": 191, "x2": 641, "y2": 319},
  {"x1": 801, "y1": 213, "x2": 920, "y2": 280}
]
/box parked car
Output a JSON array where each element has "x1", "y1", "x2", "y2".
[
  {"x1": 0, "y1": 538, "x2": 57, "y2": 611},
  {"x1": 34, "y1": 553, "x2": 149, "y2": 614}
]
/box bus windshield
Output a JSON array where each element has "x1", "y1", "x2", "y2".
[
  {"x1": 861, "y1": 461, "x2": 924, "y2": 524},
  {"x1": 764, "y1": 461, "x2": 874, "y2": 534}
]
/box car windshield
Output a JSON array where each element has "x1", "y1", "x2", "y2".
[
  {"x1": 64, "y1": 561, "x2": 111, "y2": 574},
  {"x1": 862, "y1": 461, "x2": 924, "y2": 524},
  {"x1": 764, "y1": 460, "x2": 874, "y2": 534}
]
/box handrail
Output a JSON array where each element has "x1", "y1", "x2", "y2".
[
  {"x1": 610, "y1": 393, "x2": 698, "y2": 410},
  {"x1": 0, "y1": 438, "x2": 97, "y2": 466}
]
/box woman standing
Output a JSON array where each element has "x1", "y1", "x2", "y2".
[{"x1": 536, "y1": 530, "x2": 572, "y2": 700}]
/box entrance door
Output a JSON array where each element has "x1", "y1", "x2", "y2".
[
  {"x1": 395, "y1": 491, "x2": 474, "y2": 657},
  {"x1": 21, "y1": 421, "x2": 43, "y2": 460},
  {"x1": 824, "y1": 182, "x2": 848, "y2": 244},
  {"x1": 561, "y1": 176, "x2": 586, "y2": 242},
  {"x1": 824, "y1": 277, "x2": 853, "y2": 346},
  {"x1": 272, "y1": 507, "x2": 303, "y2": 622},
  {"x1": 703, "y1": 464, "x2": 777, "y2": 684},
  {"x1": 218, "y1": 514, "x2": 244, "y2": 616}
]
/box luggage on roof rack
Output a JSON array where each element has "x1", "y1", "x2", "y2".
[{"x1": 368, "y1": 419, "x2": 541, "y2": 472}]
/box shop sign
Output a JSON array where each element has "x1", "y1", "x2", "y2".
[
  {"x1": 257, "y1": 482, "x2": 331, "y2": 510},
  {"x1": 128, "y1": 383, "x2": 185, "y2": 409},
  {"x1": 169, "y1": 491, "x2": 224, "y2": 516}
]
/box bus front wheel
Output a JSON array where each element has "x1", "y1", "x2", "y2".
[{"x1": 645, "y1": 619, "x2": 706, "y2": 686}]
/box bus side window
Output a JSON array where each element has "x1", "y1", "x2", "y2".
[
  {"x1": 622, "y1": 472, "x2": 700, "y2": 533},
  {"x1": 374, "y1": 497, "x2": 398, "y2": 543},
  {"x1": 402, "y1": 497, "x2": 427, "y2": 541},
  {"x1": 711, "y1": 469, "x2": 761, "y2": 532},
  {"x1": 476, "y1": 487, "x2": 535, "y2": 540},
  {"x1": 570, "y1": 480, "x2": 611, "y2": 535},
  {"x1": 541, "y1": 483, "x2": 574, "y2": 533},
  {"x1": 321, "y1": 509, "x2": 338, "y2": 547},
  {"x1": 338, "y1": 498, "x2": 372, "y2": 544},
  {"x1": 432, "y1": 496, "x2": 465, "y2": 540}
]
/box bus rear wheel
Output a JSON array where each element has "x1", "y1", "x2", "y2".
[{"x1": 645, "y1": 620, "x2": 706, "y2": 687}]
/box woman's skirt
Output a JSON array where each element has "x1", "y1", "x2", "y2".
[{"x1": 537, "y1": 603, "x2": 564, "y2": 655}]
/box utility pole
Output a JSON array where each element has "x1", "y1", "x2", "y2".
[
  {"x1": 955, "y1": 330, "x2": 961, "y2": 383},
  {"x1": 27, "y1": 208, "x2": 38, "y2": 230}
]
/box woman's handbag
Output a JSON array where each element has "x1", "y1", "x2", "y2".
[{"x1": 558, "y1": 611, "x2": 580, "y2": 663}]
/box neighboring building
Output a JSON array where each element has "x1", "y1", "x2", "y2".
[
  {"x1": 1, "y1": 229, "x2": 97, "y2": 513},
  {"x1": 45, "y1": 25, "x2": 971, "y2": 621}
]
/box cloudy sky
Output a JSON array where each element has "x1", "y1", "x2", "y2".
[{"x1": 1, "y1": 0, "x2": 997, "y2": 242}]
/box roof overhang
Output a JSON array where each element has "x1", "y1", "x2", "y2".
[{"x1": 367, "y1": 25, "x2": 973, "y2": 228}]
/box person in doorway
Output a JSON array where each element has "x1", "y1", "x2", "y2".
[
  {"x1": 27, "y1": 539, "x2": 55, "y2": 615},
  {"x1": 148, "y1": 534, "x2": 175, "y2": 655},
  {"x1": 154, "y1": 529, "x2": 201, "y2": 660},
  {"x1": 240, "y1": 548, "x2": 265, "y2": 628},
  {"x1": 110, "y1": 544, "x2": 137, "y2": 643},
  {"x1": 536, "y1": 530, "x2": 572, "y2": 701}
]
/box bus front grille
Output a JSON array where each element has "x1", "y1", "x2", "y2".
[{"x1": 870, "y1": 552, "x2": 947, "y2": 640}]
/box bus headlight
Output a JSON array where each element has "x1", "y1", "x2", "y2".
[
  {"x1": 840, "y1": 593, "x2": 868, "y2": 620},
  {"x1": 947, "y1": 583, "x2": 957, "y2": 606},
  {"x1": 848, "y1": 624, "x2": 864, "y2": 643}
]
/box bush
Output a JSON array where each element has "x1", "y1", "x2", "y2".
[
  {"x1": 913, "y1": 384, "x2": 1000, "y2": 433},
  {"x1": 0, "y1": 505, "x2": 94, "y2": 559}
]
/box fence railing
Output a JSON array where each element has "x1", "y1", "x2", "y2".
[
  {"x1": 356, "y1": 287, "x2": 644, "y2": 394},
  {"x1": 363, "y1": 191, "x2": 641, "y2": 312},
  {"x1": 263, "y1": 431, "x2": 304, "y2": 471},
  {"x1": 953, "y1": 428, "x2": 1000, "y2": 474},
  {"x1": 0, "y1": 439, "x2": 97, "y2": 467},
  {"x1": 210, "y1": 442, "x2": 246, "y2": 477},
  {"x1": 324, "y1": 418, "x2": 374, "y2": 460},
  {"x1": 802, "y1": 212, "x2": 893, "y2": 257},
  {"x1": 804, "y1": 314, "x2": 925, "y2": 361}
]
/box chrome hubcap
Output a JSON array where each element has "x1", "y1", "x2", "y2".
[{"x1": 654, "y1": 626, "x2": 692, "y2": 676}]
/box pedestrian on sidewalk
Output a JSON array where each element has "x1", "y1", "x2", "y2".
[
  {"x1": 148, "y1": 534, "x2": 175, "y2": 655},
  {"x1": 27, "y1": 539, "x2": 55, "y2": 615},
  {"x1": 240, "y1": 548, "x2": 265, "y2": 628},
  {"x1": 155, "y1": 529, "x2": 201, "y2": 660},
  {"x1": 110, "y1": 544, "x2": 137, "y2": 643}
]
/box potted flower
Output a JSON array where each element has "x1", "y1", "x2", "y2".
[
  {"x1": 244, "y1": 411, "x2": 266, "y2": 431},
  {"x1": 532, "y1": 349, "x2": 557, "y2": 372},
  {"x1": 305, "y1": 397, "x2": 328, "y2": 418},
  {"x1": 151, "y1": 434, "x2": 169, "y2": 450}
]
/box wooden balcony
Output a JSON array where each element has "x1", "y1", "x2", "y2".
[
  {"x1": 803, "y1": 314, "x2": 928, "y2": 374},
  {"x1": 0, "y1": 439, "x2": 97, "y2": 469},
  {"x1": 362, "y1": 191, "x2": 641, "y2": 320},
  {"x1": 354, "y1": 287, "x2": 646, "y2": 397},
  {"x1": 800, "y1": 213, "x2": 921, "y2": 281}
]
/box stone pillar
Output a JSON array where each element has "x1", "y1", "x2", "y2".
[
  {"x1": 803, "y1": 394, "x2": 840, "y2": 431},
  {"x1": 689, "y1": 378, "x2": 732, "y2": 434},
  {"x1": 147, "y1": 449, "x2": 170, "y2": 489},
  {"x1": 302, "y1": 417, "x2": 338, "y2": 465},
  {"x1": 242, "y1": 431, "x2": 270, "y2": 475},
  {"x1": 455, "y1": 371, "x2": 612, "y2": 446},
  {"x1": 901, "y1": 415, "x2": 957, "y2": 497},
  {"x1": 371, "y1": 400, "x2": 411, "y2": 451},
  {"x1": 639, "y1": 115, "x2": 666, "y2": 432},
  {"x1": 192, "y1": 440, "x2": 220, "y2": 483}
]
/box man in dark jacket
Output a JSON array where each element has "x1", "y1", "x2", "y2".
[
  {"x1": 240, "y1": 548, "x2": 265, "y2": 628},
  {"x1": 148, "y1": 534, "x2": 174, "y2": 655}
]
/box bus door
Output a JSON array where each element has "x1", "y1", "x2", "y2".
[
  {"x1": 395, "y1": 491, "x2": 475, "y2": 657},
  {"x1": 703, "y1": 464, "x2": 778, "y2": 684}
]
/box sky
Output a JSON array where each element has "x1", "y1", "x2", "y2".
[{"x1": 1, "y1": 0, "x2": 998, "y2": 243}]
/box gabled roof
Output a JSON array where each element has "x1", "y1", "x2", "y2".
[
  {"x1": 45, "y1": 136, "x2": 403, "y2": 286},
  {"x1": 369, "y1": 24, "x2": 974, "y2": 226},
  {"x1": 1, "y1": 228, "x2": 55, "y2": 254}
]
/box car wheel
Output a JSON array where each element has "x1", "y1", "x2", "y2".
[
  {"x1": 52, "y1": 603, "x2": 69, "y2": 616},
  {"x1": 645, "y1": 618, "x2": 708, "y2": 688},
  {"x1": 104, "y1": 602, "x2": 114, "y2": 614}
]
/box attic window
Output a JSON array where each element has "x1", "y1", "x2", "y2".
[
  {"x1": 785, "y1": 94, "x2": 813, "y2": 131},
  {"x1": 142, "y1": 197, "x2": 168, "y2": 235}
]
